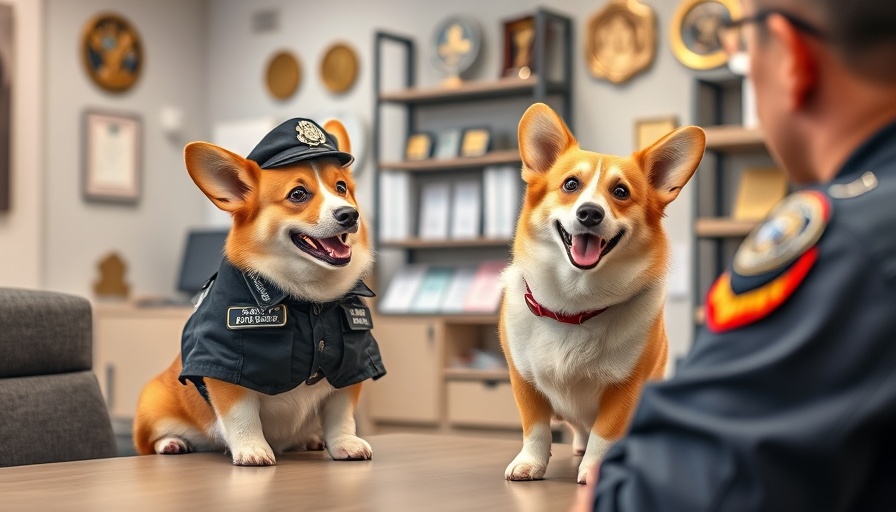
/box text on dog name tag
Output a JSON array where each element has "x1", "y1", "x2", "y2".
[
  {"x1": 341, "y1": 304, "x2": 373, "y2": 330},
  {"x1": 227, "y1": 304, "x2": 288, "y2": 329}
]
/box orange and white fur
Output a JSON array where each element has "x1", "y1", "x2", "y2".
[
  {"x1": 133, "y1": 120, "x2": 375, "y2": 465},
  {"x1": 500, "y1": 104, "x2": 705, "y2": 484}
]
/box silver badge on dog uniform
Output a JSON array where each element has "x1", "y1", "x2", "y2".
[
  {"x1": 227, "y1": 305, "x2": 288, "y2": 329},
  {"x1": 296, "y1": 120, "x2": 327, "y2": 147}
]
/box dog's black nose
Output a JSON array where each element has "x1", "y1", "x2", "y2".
[
  {"x1": 333, "y1": 206, "x2": 360, "y2": 227},
  {"x1": 576, "y1": 203, "x2": 604, "y2": 228}
]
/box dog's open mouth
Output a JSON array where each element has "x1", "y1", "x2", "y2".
[
  {"x1": 290, "y1": 231, "x2": 352, "y2": 267},
  {"x1": 556, "y1": 222, "x2": 624, "y2": 270}
]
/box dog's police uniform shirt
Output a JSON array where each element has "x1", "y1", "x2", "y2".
[
  {"x1": 179, "y1": 257, "x2": 385, "y2": 395},
  {"x1": 592, "y1": 119, "x2": 896, "y2": 511}
]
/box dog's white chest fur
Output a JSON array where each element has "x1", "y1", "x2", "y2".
[{"x1": 501, "y1": 265, "x2": 662, "y2": 425}]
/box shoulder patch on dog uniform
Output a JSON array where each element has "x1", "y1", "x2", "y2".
[{"x1": 706, "y1": 191, "x2": 832, "y2": 333}]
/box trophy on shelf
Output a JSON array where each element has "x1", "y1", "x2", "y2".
[{"x1": 431, "y1": 16, "x2": 481, "y2": 88}]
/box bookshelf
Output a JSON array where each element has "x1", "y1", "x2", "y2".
[
  {"x1": 378, "y1": 149, "x2": 522, "y2": 172},
  {"x1": 367, "y1": 9, "x2": 573, "y2": 436},
  {"x1": 692, "y1": 74, "x2": 779, "y2": 329}
]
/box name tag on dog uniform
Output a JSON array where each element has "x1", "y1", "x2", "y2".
[
  {"x1": 226, "y1": 305, "x2": 288, "y2": 329},
  {"x1": 341, "y1": 304, "x2": 373, "y2": 331}
]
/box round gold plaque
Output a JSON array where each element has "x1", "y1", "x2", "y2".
[
  {"x1": 81, "y1": 13, "x2": 143, "y2": 93},
  {"x1": 320, "y1": 43, "x2": 358, "y2": 94},
  {"x1": 670, "y1": 0, "x2": 742, "y2": 70},
  {"x1": 265, "y1": 51, "x2": 301, "y2": 100}
]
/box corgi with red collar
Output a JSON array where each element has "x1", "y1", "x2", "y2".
[
  {"x1": 500, "y1": 103, "x2": 705, "y2": 484},
  {"x1": 133, "y1": 117, "x2": 385, "y2": 465}
]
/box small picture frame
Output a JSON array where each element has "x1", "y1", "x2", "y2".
[
  {"x1": 502, "y1": 15, "x2": 536, "y2": 78},
  {"x1": 433, "y1": 129, "x2": 462, "y2": 160},
  {"x1": 83, "y1": 110, "x2": 142, "y2": 204},
  {"x1": 634, "y1": 116, "x2": 678, "y2": 151},
  {"x1": 460, "y1": 128, "x2": 491, "y2": 158},
  {"x1": 670, "y1": 0, "x2": 742, "y2": 70},
  {"x1": 404, "y1": 133, "x2": 434, "y2": 161}
]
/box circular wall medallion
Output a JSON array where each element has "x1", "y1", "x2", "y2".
[
  {"x1": 585, "y1": 0, "x2": 657, "y2": 84},
  {"x1": 320, "y1": 43, "x2": 358, "y2": 94},
  {"x1": 670, "y1": 0, "x2": 742, "y2": 70},
  {"x1": 265, "y1": 51, "x2": 301, "y2": 100},
  {"x1": 81, "y1": 13, "x2": 143, "y2": 93},
  {"x1": 431, "y1": 16, "x2": 480, "y2": 82}
]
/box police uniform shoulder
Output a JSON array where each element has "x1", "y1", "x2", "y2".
[
  {"x1": 826, "y1": 170, "x2": 896, "y2": 287},
  {"x1": 705, "y1": 190, "x2": 831, "y2": 333}
]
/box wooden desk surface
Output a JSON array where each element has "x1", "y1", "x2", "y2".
[{"x1": 0, "y1": 434, "x2": 583, "y2": 511}]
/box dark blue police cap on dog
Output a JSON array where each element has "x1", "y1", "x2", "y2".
[{"x1": 246, "y1": 117, "x2": 354, "y2": 169}]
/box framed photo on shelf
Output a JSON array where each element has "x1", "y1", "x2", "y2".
[
  {"x1": 502, "y1": 15, "x2": 536, "y2": 78},
  {"x1": 670, "y1": 0, "x2": 742, "y2": 70},
  {"x1": 82, "y1": 110, "x2": 142, "y2": 204},
  {"x1": 460, "y1": 128, "x2": 491, "y2": 158},
  {"x1": 433, "y1": 129, "x2": 462, "y2": 160},
  {"x1": 634, "y1": 115, "x2": 677, "y2": 150},
  {"x1": 404, "y1": 132, "x2": 434, "y2": 161}
]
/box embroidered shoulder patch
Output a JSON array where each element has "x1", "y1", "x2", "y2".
[
  {"x1": 706, "y1": 190, "x2": 831, "y2": 333},
  {"x1": 227, "y1": 304, "x2": 288, "y2": 330},
  {"x1": 707, "y1": 249, "x2": 817, "y2": 332},
  {"x1": 733, "y1": 191, "x2": 830, "y2": 276}
]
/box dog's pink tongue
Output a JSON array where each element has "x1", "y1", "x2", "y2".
[
  {"x1": 317, "y1": 236, "x2": 351, "y2": 259},
  {"x1": 571, "y1": 234, "x2": 605, "y2": 267}
]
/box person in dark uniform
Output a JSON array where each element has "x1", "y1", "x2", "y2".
[{"x1": 579, "y1": 0, "x2": 896, "y2": 510}]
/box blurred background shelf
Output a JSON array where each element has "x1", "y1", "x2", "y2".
[
  {"x1": 379, "y1": 150, "x2": 521, "y2": 172},
  {"x1": 695, "y1": 217, "x2": 758, "y2": 238},
  {"x1": 704, "y1": 125, "x2": 766, "y2": 152},
  {"x1": 379, "y1": 75, "x2": 567, "y2": 105}
]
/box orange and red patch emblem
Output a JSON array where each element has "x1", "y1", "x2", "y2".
[{"x1": 706, "y1": 191, "x2": 831, "y2": 333}]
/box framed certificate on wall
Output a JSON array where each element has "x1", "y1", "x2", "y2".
[{"x1": 82, "y1": 110, "x2": 142, "y2": 204}]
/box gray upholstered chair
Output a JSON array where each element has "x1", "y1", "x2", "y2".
[{"x1": 0, "y1": 288, "x2": 117, "y2": 466}]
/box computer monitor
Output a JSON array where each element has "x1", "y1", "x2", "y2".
[{"x1": 176, "y1": 229, "x2": 229, "y2": 295}]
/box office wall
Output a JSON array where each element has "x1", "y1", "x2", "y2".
[
  {"x1": 43, "y1": 0, "x2": 209, "y2": 298},
  {"x1": 205, "y1": 0, "x2": 698, "y2": 355},
  {"x1": 0, "y1": 0, "x2": 43, "y2": 289}
]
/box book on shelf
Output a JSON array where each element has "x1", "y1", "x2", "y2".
[
  {"x1": 733, "y1": 168, "x2": 788, "y2": 220},
  {"x1": 378, "y1": 265, "x2": 428, "y2": 313},
  {"x1": 378, "y1": 172, "x2": 412, "y2": 241},
  {"x1": 411, "y1": 267, "x2": 455, "y2": 313},
  {"x1": 483, "y1": 165, "x2": 521, "y2": 238},
  {"x1": 418, "y1": 182, "x2": 451, "y2": 240},
  {"x1": 450, "y1": 180, "x2": 482, "y2": 240},
  {"x1": 462, "y1": 260, "x2": 507, "y2": 314},
  {"x1": 440, "y1": 266, "x2": 477, "y2": 313}
]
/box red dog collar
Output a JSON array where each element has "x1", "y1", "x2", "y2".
[{"x1": 524, "y1": 280, "x2": 607, "y2": 325}]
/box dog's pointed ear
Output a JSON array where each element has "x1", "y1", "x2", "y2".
[
  {"x1": 322, "y1": 119, "x2": 352, "y2": 155},
  {"x1": 518, "y1": 103, "x2": 577, "y2": 182},
  {"x1": 184, "y1": 142, "x2": 258, "y2": 213},
  {"x1": 640, "y1": 126, "x2": 705, "y2": 207}
]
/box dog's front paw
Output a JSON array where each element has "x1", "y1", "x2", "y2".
[
  {"x1": 230, "y1": 442, "x2": 276, "y2": 466},
  {"x1": 326, "y1": 435, "x2": 372, "y2": 460},
  {"x1": 577, "y1": 464, "x2": 596, "y2": 485},
  {"x1": 505, "y1": 453, "x2": 548, "y2": 481}
]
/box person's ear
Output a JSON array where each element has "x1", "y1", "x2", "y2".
[{"x1": 767, "y1": 13, "x2": 818, "y2": 110}]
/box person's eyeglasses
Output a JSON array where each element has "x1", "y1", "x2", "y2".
[{"x1": 717, "y1": 10, "x2": 827, "y2": 56}]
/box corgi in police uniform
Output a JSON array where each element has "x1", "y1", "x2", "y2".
[{"x1": 133, "y1": 118, "x2": 385, "y2": 465}]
